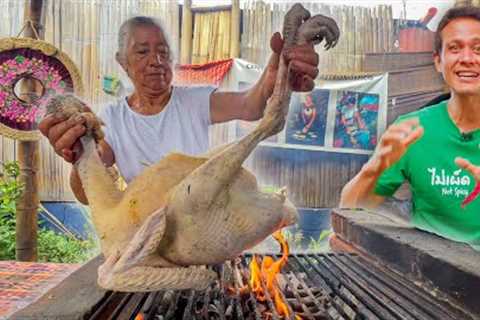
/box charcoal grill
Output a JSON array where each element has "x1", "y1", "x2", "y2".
[
  {"x1": 81, "y1": 253, "x2": 470, "y2": 320},
  {"x1": 12, "y1": 209, "x2": 479, "y2": 320}
]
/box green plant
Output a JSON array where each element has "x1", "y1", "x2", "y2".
[
  {"x1": 0, "y1": 161, "x2": 22, "y2": 219},
  {"x1": 37, "y1": 227, "x2": 97, "y2": 263},
  {"x1": 0, "y1": 160, "x2": 98, "y2": 263},
  {"x1": 0, "y1": 161, "x2": 22, "y2": 260},
  {"x1": 261, "y1": 185, "x2": 281, "y2": 194},
  {"x1": 307, "y1": 229, "x2": 332, "y2": 252},
  {"x1": 283, "y1": 228, "x2": 304, "y2": 248},
  {"x1": 0, "y1": 216, "x2": 16, "y2": 259}
]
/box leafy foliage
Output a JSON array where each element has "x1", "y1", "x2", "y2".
[
  {"x1": 283, "y1": 228, "x2": 332, "y2": 252},
  {"x1": 0, "y1": 217, "x2": 16, "y2": 259},
  {"x1": 307, "y1": 229, "x2": 332, "y2": 251},
  {"x1": 283, "y1": 228, "x2": 304, "y2": 248},
  {"x1": 37, "y1": 227, "x2": 97, "y2": 263},
  {"x1": 0, "y1": 161, "x2": 98, "y2": 263},
  {"x1": 0, "y1": 161, "x2": 22, "y2": 220}
]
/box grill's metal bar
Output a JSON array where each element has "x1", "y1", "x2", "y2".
[
  {"x1": 334, "y1": 254, "x2": 451, "y2": 320},
  {"x1": 289, "y1": 255, "x2": 355, "y2": 320},
  {"x1": 282, "y1": 270, "x2": 322, "y2": 319},
  {"x1": 275, "y1": 254, "x2": 344, "y2": 320},
  {"x1": 312, "y1": 253, "x2": 402, "y2": 320},
  {"x1": 279, "y1": 256, "x2": 334, "y2": 319},
  {"x1": 298, "y1": 253, "x2": 384, "y2": 319},
  {"x1": 282, "y1": 270, "x2": 315, "y2": 319},
  {"x1": 329, "y1": 297, "x2": 351, "y2": 320},
  {"x1": 107, "y1": 293, "x2": 135, "y2": 320},
  {"x1": 123, "y1": 293, "x2": 149, "y2": 320},
  {"x1": 143, "y1": 292, "x2": 163, "y2": 320},
  {"x1": 343, "y1": 254, "x2": 469, "y2": 320},
  {"x1": 87, "y1": 291, "x2": 114, "y2": 320},
  {"x1": 321, "y1": 253, "x2": 417, "y2": 320},
  {"x1": 292, "y1": 254, "x2": 378, "y2": 320},
  {"x1": 88, "y1": 292, "x2": 129, "y2": 320}
]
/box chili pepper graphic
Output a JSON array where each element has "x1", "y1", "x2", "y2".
[{"x1": 461, "y1": 182, "x2": 480, "y2": 208}]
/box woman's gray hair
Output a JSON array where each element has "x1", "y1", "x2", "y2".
[{"x1": 117, "y1": 16, "x2": 173, "y2": 62}]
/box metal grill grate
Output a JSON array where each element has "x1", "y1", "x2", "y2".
[{"x1": 86, "y1": 253, "x2": 471, "y2": 320}]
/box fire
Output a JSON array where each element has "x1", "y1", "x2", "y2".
[
  {"x1": 249, "y1": 230, "x2": 301, "y2": 319},
  {"x1": 134, "y1": 313, "x2": 144, "y2": 320}
]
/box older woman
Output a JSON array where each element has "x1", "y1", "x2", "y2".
[{"x1": 39, "y1": 16, "x2": 320, "y2": 204}]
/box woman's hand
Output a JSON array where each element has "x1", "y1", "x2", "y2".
[
  {"x1": 38, "y1": 111, "x2": 88, "y2": 163},
  {"x1": 262, "y1": 32, "x2": 320, "y2": 99}
]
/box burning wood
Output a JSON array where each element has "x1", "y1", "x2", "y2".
[{"x1": 247, "y1": 231, "x2": 301, "y2": 319}]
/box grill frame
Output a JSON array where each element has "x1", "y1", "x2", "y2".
[{"x1": 82, "y1": 253, "x2": 472, "y2": 320}]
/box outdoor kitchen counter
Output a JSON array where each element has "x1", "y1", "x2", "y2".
[
  {"x1": 10, "y1": 256, "x2": 106, "y2": 320},
  {"x1": 331, "y1": 208, "x2": 480, "y2": 319}
]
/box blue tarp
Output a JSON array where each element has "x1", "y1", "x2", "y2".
[{"x1": 39, "y1": 202, "x2": 94, "y2": 240}]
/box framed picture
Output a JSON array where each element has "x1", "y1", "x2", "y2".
[
  {"x1": 333, "y1": 91, "x2": 380, "y2": 150},
  {"x1": 286, "y1": 89, "x2": 330, "y2": 146},
  {"x1": 226, "y1": 60, "x2": 388, "y2": 155}
]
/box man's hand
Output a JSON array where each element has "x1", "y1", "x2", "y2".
[
  {"x1": 261, "y1": 32, "x2": 319, "y2": 100},
  {"x1": 38, "y1": 111, "x2": 88, "y2": 163},
  {"x1": 367, "y1": 118, "x2": 424, "y2": 175},
  {"x1": 339, "y1": 118, "x2": 423, "y2": 210},
  {"x1": 455, "y1": 157, "x2": 480, "y2": 207},
  {"x1": 456, "y1": 157, "x2": 480, "y2": 180}
]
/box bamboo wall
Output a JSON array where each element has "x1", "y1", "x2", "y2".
[
  {"x1": 192, "y1": 9, "x2": 232, "y2": 64},
  {"x1": 455, "y1": 0, "x2": 480, "y2": 6},
  {"x1": 241, "y1": 1, "x2": 394, "y2": 74},
  {"x1": 246, "y1": 147, "x2": 368, "y2": 208}
]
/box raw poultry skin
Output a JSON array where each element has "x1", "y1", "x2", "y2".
[{"x1": 45, "y1": 3, "x2": 339, "y2": 292}]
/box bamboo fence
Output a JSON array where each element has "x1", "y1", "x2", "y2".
[
  {"x1": 455, "y1": 0, "x2": 480, "y2": 6},
  {"x1": 241, "y1": 1, "x2": 394, "y2": 75}
]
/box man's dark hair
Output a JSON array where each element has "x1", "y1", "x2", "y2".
[{"x1": 434, "y1": 6, "x2": 480, "y2": 54}]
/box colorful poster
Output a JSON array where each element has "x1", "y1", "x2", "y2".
[
  {"x1": 225, "y1": 59, "x2": 388, "y2": 155},
  {"x1": 286, "y1": 90, "x2": 329, "y2": 146},
  {"x1": 333, "y1": 91, "x2": 379, "y2": 150}
]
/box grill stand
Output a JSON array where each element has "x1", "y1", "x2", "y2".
[{"x1": 331, "y1": 208, "x2": 480, "y2": 319}]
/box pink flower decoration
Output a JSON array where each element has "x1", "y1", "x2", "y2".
[{"x1": 0, "y1": 55, "x2": 70, "y2": 127}]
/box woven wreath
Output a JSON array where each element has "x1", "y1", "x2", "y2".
[{"x1": 0, "y1": 37, "x2": 83, "y2": 141}]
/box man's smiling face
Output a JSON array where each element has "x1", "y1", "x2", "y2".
[{"x1": 435, "y1": 17, "x2": 480, "y2": 97}]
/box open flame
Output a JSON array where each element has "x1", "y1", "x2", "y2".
[{"x1": 249, "y1": 230, "x2": 301, "y2": 319}]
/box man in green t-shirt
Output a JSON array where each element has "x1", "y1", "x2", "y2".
[{"x1": 340, "y1": 6, "x2": 480, "y2": 248}]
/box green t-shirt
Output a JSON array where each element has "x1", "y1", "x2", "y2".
[{"x1": 375, "y1": 100, "x2": 480, "y2": 248}]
